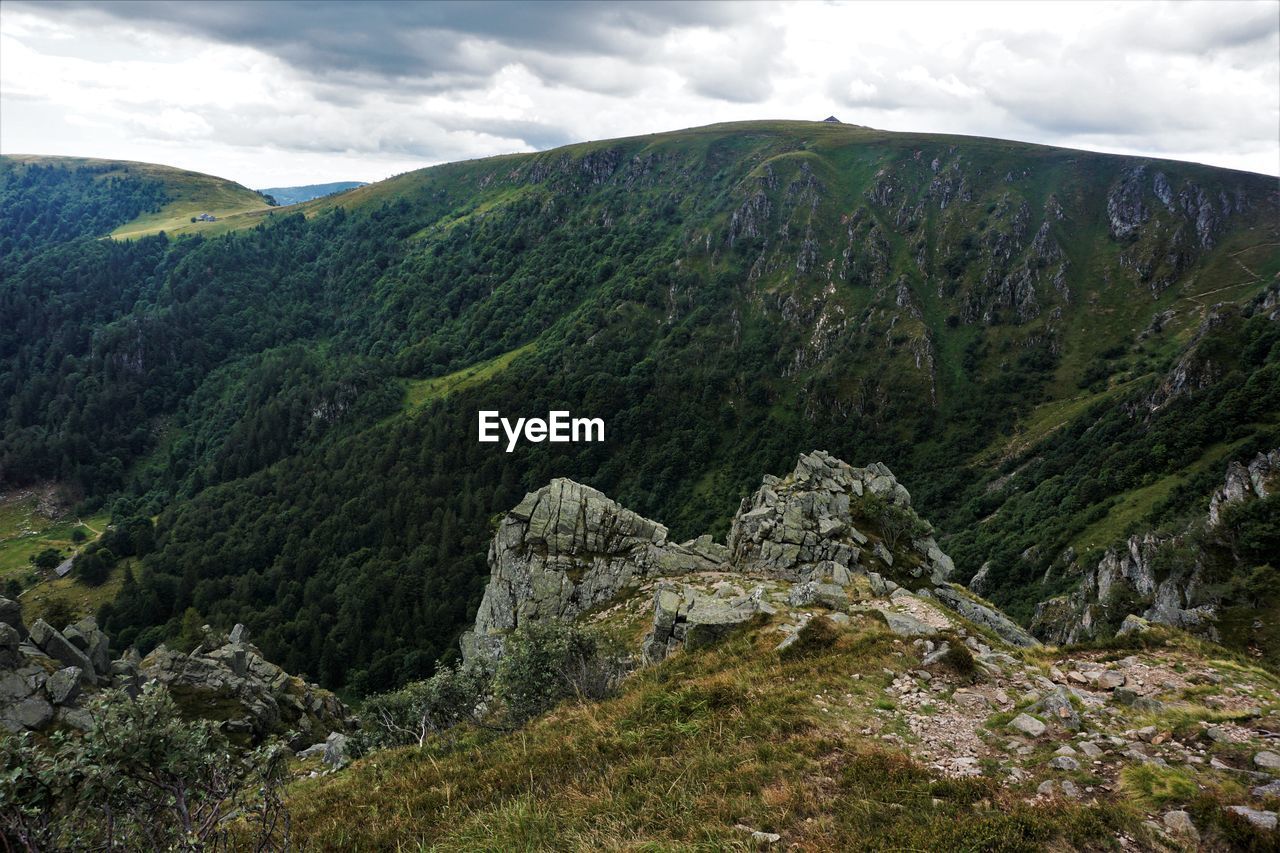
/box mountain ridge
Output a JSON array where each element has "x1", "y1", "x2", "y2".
[{"x1": 0, "y1": 119, "x2": 1276, "y2": 698}]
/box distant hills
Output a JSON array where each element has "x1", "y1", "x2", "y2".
[
  {"x1": 0, "y1": 154, "x2": 271, "y2": 239},
  {"x1": 257, "y1": 181, "x2": 368, "y2": 206},
  {"x1": 1, "y1": 120, "x2": 1276, "y2": 695}
]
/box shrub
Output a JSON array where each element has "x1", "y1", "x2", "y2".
[
  {"x1": 32, "y1": 548, "x2": 62, "y2": 571},
  {"x1": 41, "y1": 598, "x2": 75, "y2": 632},
  {"x1": 493, "y1": 622, "x2": 626, "y2": 726},
  {"x1": 357, "y1": 662, "x2": 488, "y2": 752},
  {"x1": 858, "y1": 493, "x2": 933, "y2": 551},
  {"x1": 941, "y1": 643, "x2": 977, "y2": 679},
  {"x1": 0, "y1": 683, "x2": 289, "y2": 851}
]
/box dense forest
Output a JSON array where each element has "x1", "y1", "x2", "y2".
[
  {"x1": 1, "y1": 124, "x2": 1276, "y2": 694},
  {"x1": 0, "y1": 160, "x2": 168, "y2": 276}
]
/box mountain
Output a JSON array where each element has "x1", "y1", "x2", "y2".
[
  {"x1": 14, "y1": 453, "x2": 1280, "y2": 847},
  {"x1": 0, "y1": 120, "x2": 1276, "y2": 698},
  {"x1": 0, "y1": 155, "x2": 272, "y2": 244},
  {"x1": 288, "y1": 454, "x2": 1280, "y2": 848},
  {"x1": 256, "y1": 181, "x2": 368, "y2": 206}
]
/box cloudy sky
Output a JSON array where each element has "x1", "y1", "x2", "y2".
[{"x1": 2, "y1": 1, "x2": 1277, "y2": 187}]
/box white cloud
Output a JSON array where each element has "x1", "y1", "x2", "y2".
[{"x1": 1, "y1": 0, "x2": 1276, "y2": 186}]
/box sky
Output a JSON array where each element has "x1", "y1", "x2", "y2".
[{"x1": 1, "y1": 1, "x2": 1277, "y2": 188}]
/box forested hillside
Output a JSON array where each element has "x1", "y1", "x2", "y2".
[{"x1": 1, "y1": 122, "x2": 1276, "y2": 694}]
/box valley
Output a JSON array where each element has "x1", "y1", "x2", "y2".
[{"x1": 1, "y1": 118, "x2": 1277, "y2": 849}]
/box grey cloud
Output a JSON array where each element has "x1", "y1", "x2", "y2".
[
  {"x1": 19, "y1": 1, "x2": 753, "y2": 92},
  {"x1": 1116, "y1": 1, "x2": 1279, "y2": 55},
  {"x1": 431, "y1": 116, "x2": 576, "y2": 150}
]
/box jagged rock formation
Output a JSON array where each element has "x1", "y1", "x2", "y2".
[
  {"x1": 1, "y1": 611, "x2": 114, "y2": 733},
  {"x1": 729, "y1": 451, "x2": 953, "y2": 584},
  {"x1": 0, "y1": 602, "x2": 351, "y2": 748},
  {"x1": 1032, "y1": 449, "x2": 1279, "y2": 644},
  {"x1": 464, "y1": 452, "x2": 1036, "y2": 667},
  {"x1": 461, "y1": 479, "x2": 721, "y2": 663},
  {"x1": 1209, "y1": 449, "x2": 1278, "y2": 526},
  {"x1": 141, "y1": 626, "x2": 354, "y2": 747}
]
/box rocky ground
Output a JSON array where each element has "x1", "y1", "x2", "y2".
[
  {"x1": 572, "y1": 570, "x2": 1280, "y2": 847},
  {"x1": 0, "y1": 600, "x2": 353, "y2": 752},
  {"x1": 457, "y1": 450, "x2": 1280, "y2": 847}
]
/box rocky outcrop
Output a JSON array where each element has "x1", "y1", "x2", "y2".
[
  {"x1": 140, "y1": 625, "x2": 354, "y2": 748},
  {"x1": 1106, "y1": 166, "x2": 1150, "y2": 240},
  {"x1": 728, "y1": 451, "x2": 953, "y2": 585},
  {"x1": 1, "y1": 606, "x2": 115, "y2": 734},
  {"x1": 464, "y1": 452, "x2": 1032, "y2": 667},
  {"x1": 0, "y1": 601, "x2": 351, "y2": 750},
  {"x1": 1031, "y1": 449, "x2": 1278, "y2": 644},
  {"x1": 932, "y1": 586, "x2": 1038, "y2": 648},
  {"x1": 1208, "y1": 449, "x2": 1278, "y2": 526},
  {"x1": 642, "y1": 582, "x2": 768, "y2": 663},
  {"x1": 462, "y1": 479, "x2": 721, "y2": 663},
  {"x1": 1141, "y1": 307, "x2": 1234, "y2": 413}
]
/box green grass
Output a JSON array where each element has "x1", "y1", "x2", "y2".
[
  {"x1": 283, "y1": 620, "x2": 1135, "y2": 850},
  {"x1": 404, "y1": 343, "x2": 537, "y2": 410},
  {"x1": 0, "y1": 490, "x2": 106, "y2": 583},
  {"x1": 4, "y1": 155, "x2": 271, "y2": 239},
  {"x1": 19, "y1": 560, "x2": 128, "y2": 627}
]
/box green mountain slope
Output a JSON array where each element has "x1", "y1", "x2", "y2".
[
  {"x1": 0, "y1": 121, "x2": 1276, "y2": 693},
  {"x1": 257, "y1": 181, "x2": 367, "y2": 206},
  {"x1": 1, "y1": 154, "x2": 271, "y2": 240}
]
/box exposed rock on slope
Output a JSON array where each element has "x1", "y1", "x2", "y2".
[
  {"x1": 461, "y1": 479, "x2": 721, "y2": 663},
  {"x1": 1031, "y1": 449, "x2": 1279, "y2": 645},
  {"x1": 141, "y1": 626, "x2": 354, "y2": 747},
  {"x1": 464, "y1": 452, "x2": 1036, "y2": 667},
  {"x1": 1209, "y1": 448, "x2": 1278, "y2": 526},
  {"x1": 728, "y1": 451, "x2": 953, "y2": 584},
  {"x1": 0, "y1": 603, "x2": 352, "y2": 747}
]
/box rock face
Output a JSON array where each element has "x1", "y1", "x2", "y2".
[
  {"x1": 0, "y1": 601, "x2": 351, "y2": 750},
  {"x1": 642, "y1": 583, "x2": 765, "y2": 663},
  {"x1": 1208, "y1": 449, "x2": 1279, "y2": 526},
  {"x1": 1, "y1": 604, "x2": 113, "y2": 734},
  {"x1": 462, "y1": 479, "x2": 721, "y2": 663},
  {"x1": 140, "y1": 625, "x2": 354, "y2": 748},
  {"x1": 728, "y1": 451, "x2": 953, "y2": 584},
  {"x1": 932, "y1": 586, "x2": 1038, "y2": 648},
  {"x1": 1031, "y1": 449, "x2": 1278, "y2": 645},
  {"x1": 464, "y1": 452, "x2": 1033, "y2": 667}
]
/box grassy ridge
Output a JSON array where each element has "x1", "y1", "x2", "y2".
[
  {"x1": 3, "y1": 154, "x2": 270, "y2": 238},
  {"x1": 285, "y1": 620, "x2": 1133, "y2": 851}
]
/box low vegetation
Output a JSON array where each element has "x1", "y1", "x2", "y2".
[
  {"x1": 287, "y1": 621, "x2": 1138, "y2": 850},
  {"x1": 1, "y1": 684, "x2": 289, "y2": 852}
]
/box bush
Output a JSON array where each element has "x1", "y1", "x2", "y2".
[
  {"x1": 357, "y1": 662, "x2": 488, "y2": 752},
  {"x1": 941, "y1": 643, "x2": 977, "y2": 679},
  {"x1": 493, "y1": 622, "x2": 626, "y2": 726},
  {"x1": 32, "y1": 548, "x2": 63, "y2": 571},
  {"x1": 859, "y1": 493, "x2": 933, "y2": 551},
  {"x1": 74, "y1": 551, "x2": 110, "y2": 587},
  {"x1": 0, "y1": 683, "x2": 290, "y2": 851},
  {"x1": 41, "y1": 598, "x2": 75, "y2": 632}
]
